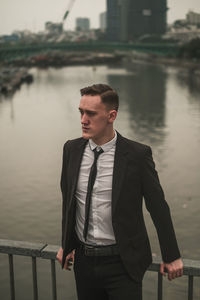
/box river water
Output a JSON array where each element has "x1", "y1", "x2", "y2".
[{"x1": 0, "y1": 62, "x2": 200, "y2": 299}]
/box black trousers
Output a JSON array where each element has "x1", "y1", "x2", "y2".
[{"x1": 73, "y1": 247, "x2": 142, "y2": 300}]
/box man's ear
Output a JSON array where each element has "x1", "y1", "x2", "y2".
[{"x1": 108, "y1": 110, "x2": 117, "y2": 123}]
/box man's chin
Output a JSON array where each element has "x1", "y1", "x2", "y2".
[{"x1": 82, "y1": 132, "x2": 91, "y2": 140}]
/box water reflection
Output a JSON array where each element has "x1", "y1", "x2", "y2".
[
  {"x1": 176, "y1": 70, "x2": 200, "y2": 104},
  {"x1": 108, "y1": 63, "x2": 167, "y2": 147}
]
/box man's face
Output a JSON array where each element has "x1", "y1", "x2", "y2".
[{"x1": 79, "y1": 94, "x2": 114, "y2": 143}]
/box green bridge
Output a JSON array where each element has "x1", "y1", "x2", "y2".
[{"x1": 0, "y1": 42, "x2": 179, "y2": 62}]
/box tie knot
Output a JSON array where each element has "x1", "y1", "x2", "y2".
[{"x1": 93, "y1": 147, "x2": 103, "y2": 159}]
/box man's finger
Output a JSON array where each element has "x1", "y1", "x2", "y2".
[
  {"x1": 176, "y1": 267, "x2": 183, "y2": 277},
  {"x1": 56, "y1": 248, "x2": 63, "y2": 265},
  {"x1": 168, "y1": 266, "x2": 183, "y2": 280},
  {"x1": 64, "y1": 259, "x2": 71, "y2": 271},
  {"x1": 160, "y1": 263, "x2": 166, "y2": 276},
  {"x1": 56, "y1": 254, "x2": 61, "y2": 264},
  {"x1": 168, "y1": 271, "x2": 175, "y2": 280}
]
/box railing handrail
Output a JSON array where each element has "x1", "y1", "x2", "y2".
[{"x1": 0, "y1": 238, "x2": 200, "y2": 276}]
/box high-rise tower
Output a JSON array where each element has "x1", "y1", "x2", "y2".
[
  {"x1": 107, "y1": 0, "x2": 167, "y2": 41},
  {"x1": 106, "y1": 0, "x2": 121, "y2": 41}
]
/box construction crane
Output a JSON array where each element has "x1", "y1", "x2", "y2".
[{"x1": 62, "y1": 0, "x2": 76, "y2": 27}]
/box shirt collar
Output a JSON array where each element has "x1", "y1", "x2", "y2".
[{"x1": 89, "y1": 130, "x2": 117, "y2": 153}]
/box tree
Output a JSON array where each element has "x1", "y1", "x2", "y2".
[{"x1": 178, "y1": 38, "x2": 200, "y2": 59}]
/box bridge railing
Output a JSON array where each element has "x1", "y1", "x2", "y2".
[{"x1": 0, "y1": 239, "x2": 200, "y2": 300}]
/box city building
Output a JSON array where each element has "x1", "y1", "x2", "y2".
[
  {"x1": 186, "y1": 11, "x2": 200, "y2": 25},
  {"x1": 76, "y1": 18, "x2": 90, "y2": 31},
  {"x1": 164, "y1": 25, "x2": 200, "y2": 43},
  {"x1": 100, "y1": 12, "x2": 107, "y2": 31},
  {"x1": 106, "y1": 0, "x2": 121, "y2": 41},
  {"x1": 45, "y1": 22, "x2": 63, "y2": 34},
  {"x1": 164, "y1": 10, "x2": 200, "y2": 43},
  {"x1": 107, "y1": 0, "x2": 167, "y2": 42}
]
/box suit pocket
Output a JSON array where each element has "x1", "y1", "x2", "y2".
[
  {"x1": 128, "y1": 234, "x2": 152, "y2": 273},
  {"x1": 129, "y1": 233, "x2": 151, "y2": 260}
]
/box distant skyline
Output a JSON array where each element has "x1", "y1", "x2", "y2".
[{"x1": 0, "y1": 0, "x2": 200, "y2": 35}]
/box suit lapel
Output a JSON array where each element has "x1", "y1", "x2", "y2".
[
  {"x1": 68, "y1": 133, "x2": 129, "y2": 214},
  {"x1": 112, "y1": 133, "x2": 129, "y2": 215},
  {"x1": 68, "y1": 138, "x2": 88, "y2": 209}
]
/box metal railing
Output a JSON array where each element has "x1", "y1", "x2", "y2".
[{"x1": 0, "y1": 239, "x2": 200, "y2": 300}]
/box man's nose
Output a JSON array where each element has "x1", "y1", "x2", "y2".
[{"x1": 81, "y1": 114, "x2": 88, "y2": 124}]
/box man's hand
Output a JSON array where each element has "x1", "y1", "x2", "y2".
[
  {"x1": 160, "y1": 258, "x2": 183, "y2": 281},
  {"x1": 56, "y1": 247, "x2": 75, "y2": 271}
]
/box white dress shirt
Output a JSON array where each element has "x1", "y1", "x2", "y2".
[{"x1": 75, "y1": 131, "x2": 117, "y2": 245}]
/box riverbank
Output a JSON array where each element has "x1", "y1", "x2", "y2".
[
  {"x1": 0, "y1": 67, "x2": 33, "y2": 95},
  {"x1": 0, "y1": 52, "x2": 123, "y2": 95},
  {"x1": 1, "y1": 50, "x2": 200, "y2": 96},
  {"x1": 125, "y1": 51, "x2": 200, "y2": 75},
  {"x1": 5, "y1": 51, "x2": 124, "y2": 68}
]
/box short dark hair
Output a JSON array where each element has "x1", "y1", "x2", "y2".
[{"x1": 80, "y1": 84, "x2": 119, "y2": 111}]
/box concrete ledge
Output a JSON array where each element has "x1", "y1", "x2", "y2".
[
  {"x1": 41, "y1": 245, "x2": 60, "y2": 260},
  {"x1": 0, "y1": 239, "x2": 47, "y2": 257}
]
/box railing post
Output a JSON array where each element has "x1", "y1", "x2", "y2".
[
  {"x1": 32, "y1": 257, "x2": 38, "y2": 300},
  {"x1": 157, "y1": 272, "x2": 163, "y2": 300},
  {"x1": 51, "y1": 259, "x2": 57, "y2": 300},
  {"x1": 188, "y1": 275, "x2": 193, "y2": 300},
  {"x1": 8, "y1": 254, "x2": 15, "y2": 300}
]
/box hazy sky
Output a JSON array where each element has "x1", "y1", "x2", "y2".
[{"x1": 0, "y1": 0, "x2": 200, "y2": 35}]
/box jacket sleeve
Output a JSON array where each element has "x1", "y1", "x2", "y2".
[
  {"x1": 60, "y1": 141, "x2": 70, "y2": 248},
  {"x1": 141, "y1": 146, "x2": 181, "y2": 263}
]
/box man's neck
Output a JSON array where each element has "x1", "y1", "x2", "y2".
[{"x1": 92, "y1": 129, "x2": 115, "y2": 146}]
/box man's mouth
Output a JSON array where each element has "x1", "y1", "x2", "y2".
[{"x1": 82, "y1": 127, "x2": 90, "y2": 132}]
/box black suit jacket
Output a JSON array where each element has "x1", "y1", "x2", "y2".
[{"x1": 60, "y1": 132, "x2": 181, "y2": 282}]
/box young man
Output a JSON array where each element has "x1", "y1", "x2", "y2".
[{"x1": 57, "y1": 84, "x2": 183, "y2": 300}]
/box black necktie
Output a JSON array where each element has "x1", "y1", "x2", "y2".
[{"x1": 83, "y1": 147, "x2": 104, "y2": 241}]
